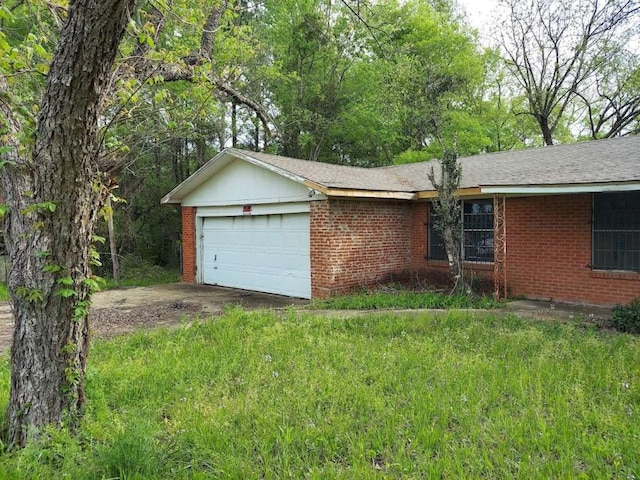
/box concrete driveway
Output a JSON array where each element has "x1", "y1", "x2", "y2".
[
  {"x1": 0, "y1": 283, "x2": 309, "y2": 354},
  {"x1": 91, "y1": 282, "x2": 308, "y2": 313}
]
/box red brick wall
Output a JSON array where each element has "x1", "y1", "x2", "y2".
[
  {"x1": 410, "y1": 203, "x2": 428, "y2": 269},
  {"x1": 181, "y1": 207, "x2": 197, "y2": 283},
  {"x1": 506, "y1": 194, "x2": 639, "y2": 305},
  {"x1": 310, "y1": 199, "x2": 412, "y2": 297}
]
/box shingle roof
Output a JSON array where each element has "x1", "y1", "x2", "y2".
[
  {"x1": 230, "y1": 135, "x2": 640, "y2": 192},
  {"x1": 162, "y1": 136, "x2": 640, "y2": 204},
  {"x1": 230, "y1": 149, "x2": 419, "y2": 192}
]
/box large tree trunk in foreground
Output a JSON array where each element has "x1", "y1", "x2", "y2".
[{"x1": 0, "y1": 0, "x2": 136, "y2": 447}]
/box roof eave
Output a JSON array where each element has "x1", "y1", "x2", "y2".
[
  {"x1": 304, "y1": 181, "x2": 415, "y2": 200},
  {"x1": 480, "y1": 181, "x2": 640, "y2": 195},
  {"x1": 416, "y1": 187, "x2": 483, "y2": 199}
]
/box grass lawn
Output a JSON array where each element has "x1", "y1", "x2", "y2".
[{"x1": 0, "y1": 309, "x2": 638, "y2": 478}]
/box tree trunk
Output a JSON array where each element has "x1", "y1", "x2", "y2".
[
  {"x1": 442, "y1": 225, "x2": 466, "y2": 295},
  {"x1": 0, "y1": 0, "x2": 136, "y2": 447},
  {"x1": 107, "y1": 196, "x2": 121, "y2": 285},
  {"x1": 539, "y1": 116, "x2": 554, "y2": 146},
  {"x1": 427, "y1": 149, "x2": 469, "y2": 295},
  {"x1": 231, "y1": 101, "x2": 238, "y2": 147}
]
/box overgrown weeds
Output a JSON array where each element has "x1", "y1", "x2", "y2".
[
  {"x1": 312, "y1": 287, "x2": 502, "y2": 310},
  {"x1": 1, "y1": 308, "x2": 638, "y2": 478},
  {"x1": 101, "y1": 257, "x2": 180, "y2": 289}
]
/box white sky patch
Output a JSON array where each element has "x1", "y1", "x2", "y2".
[{"x1": 456, "y1": 0, "x2": 500, "y2": 44}]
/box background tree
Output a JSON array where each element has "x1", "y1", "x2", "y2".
[{"x1": 496, "y1": 0, "x2": 640, "y2": 145}]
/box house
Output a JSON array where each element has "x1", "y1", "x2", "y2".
[{"x1": 161, "y1": 136, "x2": 640, "y2": 306}]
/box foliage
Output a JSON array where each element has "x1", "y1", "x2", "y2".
[
  {"x1": 612, "y1": 298, "x2": 640, "y2": 334},
  {"x1": 311, "y1": 289, "x2": 501, "y2": 310},
  {"x1": 102, "y1": 257, "x2": 180, "y2": 289},
  {"x1": 1, "y1": 309, "x2": 639, "y2": 478},
  {"x1": 495, "y1": 0, "x2": 640, "y2": 145}
]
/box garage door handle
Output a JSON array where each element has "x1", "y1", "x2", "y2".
[{"x1": 214, "y1": 255, "x2": 217, "y2": 261}]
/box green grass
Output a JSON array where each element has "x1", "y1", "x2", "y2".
[
  {"x1": 312, "y1": 289, "x2": 502, "y2": 310},
  {"x1": 0, "y1": 309, "x2": 639, "y2": 478},
  {"x1": 0, "y1": 283, "x2": 8, "y2": 302}
]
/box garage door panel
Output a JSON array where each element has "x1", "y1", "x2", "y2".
[{"x1": 201, "y1": 214, "x2": 310, "y2": 298}]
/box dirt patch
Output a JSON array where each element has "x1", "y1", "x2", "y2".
[
  {"x1": 0, "y1": 301, "x2": 209, "y2": 355},
  {"x1": 91, "y1": 302, "x2": 206, "y2": 340}
]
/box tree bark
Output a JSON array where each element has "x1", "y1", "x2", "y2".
[{"x1": 0, "y1": 0, "x2": 136, "y2": 447}]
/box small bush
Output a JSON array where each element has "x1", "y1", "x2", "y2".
[{"x1": 612, "y1": 297, "x2": 640, "y2": 333}]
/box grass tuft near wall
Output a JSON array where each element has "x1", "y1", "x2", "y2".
[
  {"x1": 312, "y1": 289, "x2": 502, "y2": 310},
  {"x1": 0, "y1": 308, "x2": 639, "y2": 478}
]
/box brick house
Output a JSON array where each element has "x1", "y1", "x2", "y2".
[{"x1": 162, "y1": 136, "x2": 640, "y2": 306}]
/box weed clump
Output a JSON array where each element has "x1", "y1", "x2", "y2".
[{"x1": 612, "y1": 297, "x2": 640, "y2": 333}]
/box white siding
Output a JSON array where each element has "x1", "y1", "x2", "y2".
[{"x1": 183, "y1": 160, "x2": 312, "y2": 207}]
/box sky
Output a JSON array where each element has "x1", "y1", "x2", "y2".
[{"x1": 455, "y1": 0, "x2": 499, "y2": 42}]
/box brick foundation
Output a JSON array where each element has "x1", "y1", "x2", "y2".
[{"x1": 181, "y1": 207, "x2": 197, "y2": 283}]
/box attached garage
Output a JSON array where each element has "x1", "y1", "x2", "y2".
[
  {"x1": 163, "y1": 147, "x2": 426, "y2": 300},
  {"x1": 161, "y1": 148, "x2": 323, "y2": 299}
]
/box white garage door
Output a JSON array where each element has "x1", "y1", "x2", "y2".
[{"x1": 201, "y1": 213, "x2": 311, "y2": 298}]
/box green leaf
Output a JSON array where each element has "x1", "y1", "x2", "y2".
[
  {"x1": 15, "y1": 287, "x2": 45, "y2": 303},
  {"x1": 0, "y1": 158, "x2": 18, "y2": 168},
  {"x1": 57, "y1": 276, "x2": 73, "y2": 286},
  {"x1": 56, "y1": 288, "x2": 77, "y2": 298},
  {"x1": 43, "y1": 264, "x2": 63, "y2": 274},
  {"x1": 83, "y1": 277, "x2": 102, "y2": 291}
]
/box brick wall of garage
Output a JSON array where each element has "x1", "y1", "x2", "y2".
[
  {"x1": 181, "y1": 207, "x2": 197, "y2": 283},
  {"x1": 506, "y1": 194, "x2": 640, "y2": 305},
  {"x1": 310, "y1": 199, "x2": 412, "y2": 297}
]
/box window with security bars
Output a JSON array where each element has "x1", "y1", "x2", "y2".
[
  {"x1": 593, "y1": 192, "x2": 640, "y2": 272},
  {"x1": 429, "y1": 200, "x2": 494, "y2": 263}
]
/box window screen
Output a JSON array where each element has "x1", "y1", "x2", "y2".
[
  {"x1": 593, "y1": 192, "x2": 640, "y2": 272},
  {"x1": 428, "y1": 200, "x2": 494, "y2": 263}
]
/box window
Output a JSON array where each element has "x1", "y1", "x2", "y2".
[
  {"x1": 593, "y1": 192, "x2": 640, "y2": 272},
  {"x1": 429, "y1": 199, "x2": 494, "y2": 263}
]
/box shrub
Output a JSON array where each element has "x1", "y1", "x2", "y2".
[{"x1": 612, "y1": 297, "x2": 640, "y2": 334}]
